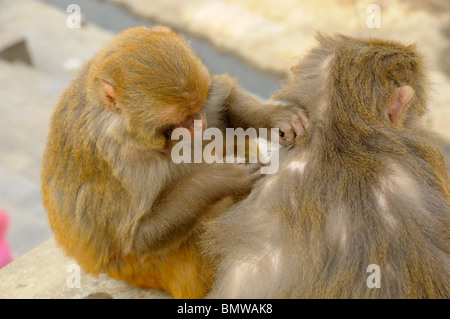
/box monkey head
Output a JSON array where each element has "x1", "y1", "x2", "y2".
[
  {"x1": 279, "y1": 33, "x2": 428, "y2": 130},
  {"x1": 87, "y1": 26, "x2": 210, "y2": 151}
]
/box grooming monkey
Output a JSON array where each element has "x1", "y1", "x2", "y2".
[
  {"x1": 203, "y1": 34, "x2": 450, "y2": 298},
  {"x1": 41, "y1": 26, "x2": 306, "y2": 298}
]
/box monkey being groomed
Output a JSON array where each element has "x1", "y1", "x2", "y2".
[
  {"x1": 41, "y1": 26, "x2": 307, "y2": 298},
  {"x1": 203, "y1": 34, "x2": 450, "y2": 298}
]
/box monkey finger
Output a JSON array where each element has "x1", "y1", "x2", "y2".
[
  {"x1": 290, "y1": 117, "x2": 310, "y2": 144},
  {"x1": 289, "y1": 117, "x2": 305, "y2": 141},
  {"x1": 284, "y1": 109, "x2": 310, "y2": 145},
  {"x1": 296, "y1": 109, "x2": 311, "y2": 135},
  {"x1": 250, "y1": 169, "x2": 262, "y2": 182},
  {"x1": 227, "y1": 163, "x2": 262, "y2": 196},
  {"x1": 280, "y1": 126, "x2": 295, "y2": 147}
]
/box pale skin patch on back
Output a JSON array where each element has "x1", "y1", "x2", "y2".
[
  {"x1": 219, "y1": 241, "x2": 283, "y2": 298},
  {"x1": 225, "y1": 258, "x2": 258, "y2": 296},
  {"x1": 286, "y1": 151, "x2": 310, "y2": 175},
  {"x1": 375, "y1": 162, "x2": 423, "y2": 229},
  {"x1": 261, "y1": 174, "x2": 279, "y2": 194},
  {"x1": 208, "y1": 210, "x2": 285, "y2": 298},
  {"x1": 381, "y1": 163, "x2": 422, "y2": 207},
  {"x1": 287, "y1": 159, "x2": 308, "y2": 174},
  {"x1": 373, "y1": 188, "x2": 398, "y2": 230},
  {"x1": 326, "y1": 204, "x2": 348, "y2": 250}
]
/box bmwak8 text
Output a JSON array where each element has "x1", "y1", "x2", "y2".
[{"x1": 222, "y1": 303, "x2": 273, "y2": 314}]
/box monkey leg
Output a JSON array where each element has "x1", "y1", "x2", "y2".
[
  {"x1": 107, "y1": 240, "x2": 214, "y2": 299},
  {"x1": 106, "y1": 198, "x2": 235, "y2": 298}
]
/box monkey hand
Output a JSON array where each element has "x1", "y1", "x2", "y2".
[
  {"x1": 271, "y1": 106, "x2": 310, "y2": 147},
  {"x1": 217, "y1": 163, "x2": 261, "y2": 199}
]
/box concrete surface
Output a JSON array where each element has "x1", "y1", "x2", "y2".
[{"x1": 0, "y1": 238, "x2": 170, "y2": 298}]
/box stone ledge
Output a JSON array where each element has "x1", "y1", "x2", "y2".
[{"x1": 0, "y1": 238, "x2": 170, "y2": 299}]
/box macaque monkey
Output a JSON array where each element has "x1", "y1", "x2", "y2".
[
  {"x1": 41, "y1": 26, "x2": 305, "y2": 298},
  {"x1": 203, "y1": 34, "x2": 450, "y2": 298}
]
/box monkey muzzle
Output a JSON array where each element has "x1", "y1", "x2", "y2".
[{"x1": 176, "y1": 109, "x2": 207, "y2": 137}]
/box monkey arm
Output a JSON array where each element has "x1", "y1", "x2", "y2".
[
  {"x1": 215, "y1": 76, "x2": 310, "y2": 146},
  {"x1": 208, "y1": 74, "x2": 276, "y2": 130},
  {"x1": 210, "y1": 74, "x2": 309, "y2": 144},
  {"x1": 226, "y1": 87, "x2": 280, "y2": 130},
  {"x1": 131, "y1": 163, "x2": 258, "y2": 255}
]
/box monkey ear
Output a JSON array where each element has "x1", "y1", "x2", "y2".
[
  {"x1": 387, "y1": 86, "x2": 414, "y2": 125},
  {"x1": 101, "y1": 80, "x2": 122, "y2": 114}
]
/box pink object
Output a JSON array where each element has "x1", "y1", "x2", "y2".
[{"x1": 0, "y1": 208, "x2": 13, "y2": 268}]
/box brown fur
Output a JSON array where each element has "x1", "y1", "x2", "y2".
[
  {"x1": 203, "y1": 34, "x2": 450, "y2": 298},
  {"x1": 41, "y1": 26, "x2": 304, "y2": 298}
]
